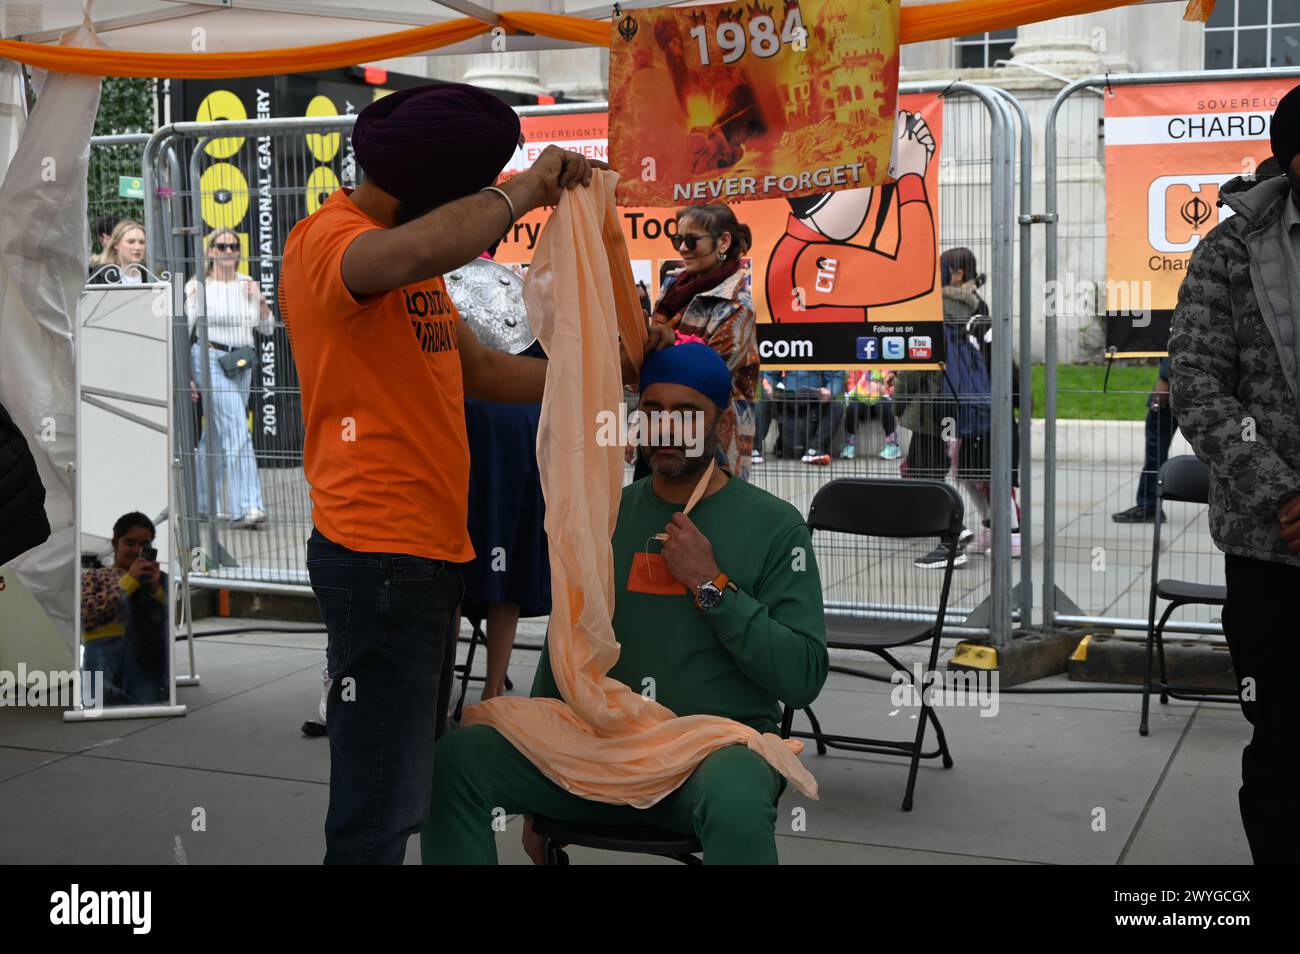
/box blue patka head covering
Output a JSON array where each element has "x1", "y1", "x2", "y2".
[{"x1": 638, "y1": 341, "x2": 731, "y2": 409}]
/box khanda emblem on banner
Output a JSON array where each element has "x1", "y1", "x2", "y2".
[
  {"x1": 616, "y1": 5, "x2": 638, "y2": 42},
  {"x1": 1179, "y1": 193, "x2": 1213, "y2": 233},
  {"x1": 1148, "y1": 173, "x2": 1235, "y2": 254}
]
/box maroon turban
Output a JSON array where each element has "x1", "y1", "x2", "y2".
[{"x1": 351, "y1": 82, "x2": 521, "y2": 211}]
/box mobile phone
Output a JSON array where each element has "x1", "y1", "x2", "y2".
[{"x1": 141, "y1": 546, "x2": 158, "y2": 562}]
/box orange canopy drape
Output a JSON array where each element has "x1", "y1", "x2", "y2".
[{"x1": 0, "y1": 1, "x2": 1209, "y2": 79}]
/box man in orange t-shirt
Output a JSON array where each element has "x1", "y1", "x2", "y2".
[{"x1": 280, "y1": 83, "x2": 605, "y2": 865}]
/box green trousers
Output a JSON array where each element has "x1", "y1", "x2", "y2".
[{"x1": 421, "y1": 724, "x2": 783, "y2": 864}]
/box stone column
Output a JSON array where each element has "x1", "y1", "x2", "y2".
[
  {"x1": 1008, "y1": 14, "x2": 1108, "y2": 75},
  {"x1": 462, "y1": 51, "x2": 547, "y2": 97}
]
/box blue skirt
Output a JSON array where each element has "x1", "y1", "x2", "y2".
[{"x1": 460, "y1": 396, "x2": 551, "y2": 619}]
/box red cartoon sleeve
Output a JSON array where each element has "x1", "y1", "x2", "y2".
[
  {"x1": 823, "y1": 175, "x2": 936, "y2": 308},
  {"x1": 882, "y1": 174, "x2": 939, "y2": 304}
]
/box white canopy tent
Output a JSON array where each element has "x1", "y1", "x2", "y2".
[{"x1": 10, "y1": 0, "x2": 606, "y2": 54}]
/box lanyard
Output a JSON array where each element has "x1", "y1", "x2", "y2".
[{"x1": 651, "y1": 458, "x2": 715, "y2": 542}]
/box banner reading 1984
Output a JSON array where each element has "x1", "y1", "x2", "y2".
[{"x1": 608, "y1": 0, "x2": 901, "y2": 208}]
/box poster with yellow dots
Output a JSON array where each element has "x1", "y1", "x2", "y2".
[{"x1": 174, "y1": 72, "x2": 403, "y2": 465}]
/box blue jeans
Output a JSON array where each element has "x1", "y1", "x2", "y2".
[
  {"x1": 120, "y1": 577, "x2": 170, "y2": 706},
  {"x1": 82, "y1": 636, "x2": 126, "y2": 707},
  {"x1": 307, "y1": 527, "x2": 464, "y2": 864},
  {"x1": 1135, "y1": 396, "x2": 1178, "y2": 511},
  {"x1": 191, "y1": 343, "x2": 264, "y2": 517}
]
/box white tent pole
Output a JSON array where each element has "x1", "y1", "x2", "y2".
[
  {"x1": 15, "y1": 5, "x2": 213, "y2": 44},
  {"x1": 426, "y1": 0, "x2": 501, "y2": 24}
]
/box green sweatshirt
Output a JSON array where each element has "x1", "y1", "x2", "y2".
[{"x1": 531, "y1": 475, "x2": 829, "y2": 735}]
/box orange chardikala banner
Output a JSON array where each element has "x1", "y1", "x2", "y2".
[
  {"x1": 1104, "y1": 78, "x2": 1293, "y2": 312},
  {"x1": 608, "y1": 0, "x2": 901, "y2": 207},
  {"x1": 496, "y1": 92, "x2": 945, "y2": 370}
]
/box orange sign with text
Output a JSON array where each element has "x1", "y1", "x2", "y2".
[
  {"x1": 1104, "y1": 79, "x2": 1292, "y2": 311},
  {"x1": 495, "y1": 93, "x2": 943, "y2": 369}
]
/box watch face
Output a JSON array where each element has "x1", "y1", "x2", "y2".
[{"x1": 696, "y1": 582, "x2": 722, "y2": 609}]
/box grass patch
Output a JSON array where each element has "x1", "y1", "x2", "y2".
[{"x1": 1029, "y1": 364, "x2": 1160, "y2": 421}]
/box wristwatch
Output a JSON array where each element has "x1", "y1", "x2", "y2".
[{"x1": 694, "y1": 571, "x2": 738, "y2": 610}]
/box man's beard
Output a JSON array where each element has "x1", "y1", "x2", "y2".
[{"x1": 643, "y1": 427, "x2": 721, "y2": 479}]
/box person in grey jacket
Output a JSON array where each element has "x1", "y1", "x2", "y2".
[{"x1": 1168, "y1": 86, "x2": 1300, "y2": 866}]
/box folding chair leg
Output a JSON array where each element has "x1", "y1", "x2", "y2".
[
  {"x1": 1153, "y1": 602, "x2": 1180, "y2": 707},
  {"x1": 902, "y1": 694, "x2": 933, "y2": 812},
  {"x1": 544, "y1": 839, "x2": 568, "y2": 866},
  {"x1": 803, "y1": 706, "x2": 828, "y2": 756},
  {"x1": 923, "y1": 705, "x2": 954, "y2": 769},
  {"x1": 1140, "y1": 614, "x2": 1158, "y2": 737},
  {"x1": 1155, "y1": 620, "x2": 1171, "y2": 705},
  {"x1": 453, "y1": 619, "x2": 483, "y2": 722}
]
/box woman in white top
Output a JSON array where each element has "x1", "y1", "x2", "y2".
[
  {"x1": 185, "y1": 228, "x2": 274, "y2": 527},
  {"x1": 90, "y1": 220, "x2": 147, "y2": 284}
]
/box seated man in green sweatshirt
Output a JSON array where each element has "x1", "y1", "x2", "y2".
[{"x1": 421, "y1": 343, "x2": 828, "y2": 865}]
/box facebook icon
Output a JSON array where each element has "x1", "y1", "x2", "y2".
[{"x1": 856, "y1": 336, "x2": 879, "y2": 361}]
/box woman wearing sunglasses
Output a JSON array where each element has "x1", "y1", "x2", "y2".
[
  {"x1": 641, "y1": 204, "x2": 758, "y2": 481},
  {"x1": 184, "y1": 228, "x2": 274, "y2": 527}
]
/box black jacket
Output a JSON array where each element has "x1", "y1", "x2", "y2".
[{"x1": 0, "y1": 401, "x2": 52, "y2": 565}]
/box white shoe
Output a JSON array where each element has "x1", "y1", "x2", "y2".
[
  {"x1": 800, "y1": 449, "x2": 820, "y2": 463},
  {"x1": 236, "y1": 508, "x2": 267, "y2": 527}
]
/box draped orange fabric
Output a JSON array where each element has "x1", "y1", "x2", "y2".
[
  {"x1": 462, "y1": 170, "x2": 818, "y2": 808},
  {"x1": 0, "y1": 1, "x2": 1195, "y2": 79}
]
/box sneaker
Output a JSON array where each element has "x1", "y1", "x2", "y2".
[
  {"x1": 1111, "y1": 505, "x2": 1165, "y2": 524},
  {"x1": 235, "y1": 508, "x2": 267, "y2": 528},
  {"x1": 915, "y1": 544, "x2": 968, "y2": 569},
  {"x1": 958, "y1": 528, "x2": 974, "y2": 547},
  {"x1": 800, "y1": 449, "x2": 821, "y2": 463},
  {"x1": 751, "y1": 449, "x2": 764, "y2": 465},
  {"x1": 967, "y1": 527, "x2": 992, "y2": 554},
  {"x1": 841, "y1": 442, "x2": 856, "y2": 460},
  {"x1": 879, "y1": 441, "x2": 902, "y2": 460}
]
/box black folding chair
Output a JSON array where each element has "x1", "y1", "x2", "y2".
[
  {"x1": 533, "y1": 707, "x2": 797, "y2": 865},
  {"x1": 788, "y1": 477, "x2": 963, "y2": 811},
  {"x1": 1139, "y1": 455, "x2": 1235, "y2": 736},
  {"x1": 451, "y1": 606, "x2": 513, "y2": 722}
]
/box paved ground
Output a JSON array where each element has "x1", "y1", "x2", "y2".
[{"x1": 0, "y1": 616, "x2": 1252, "y2": 865}]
